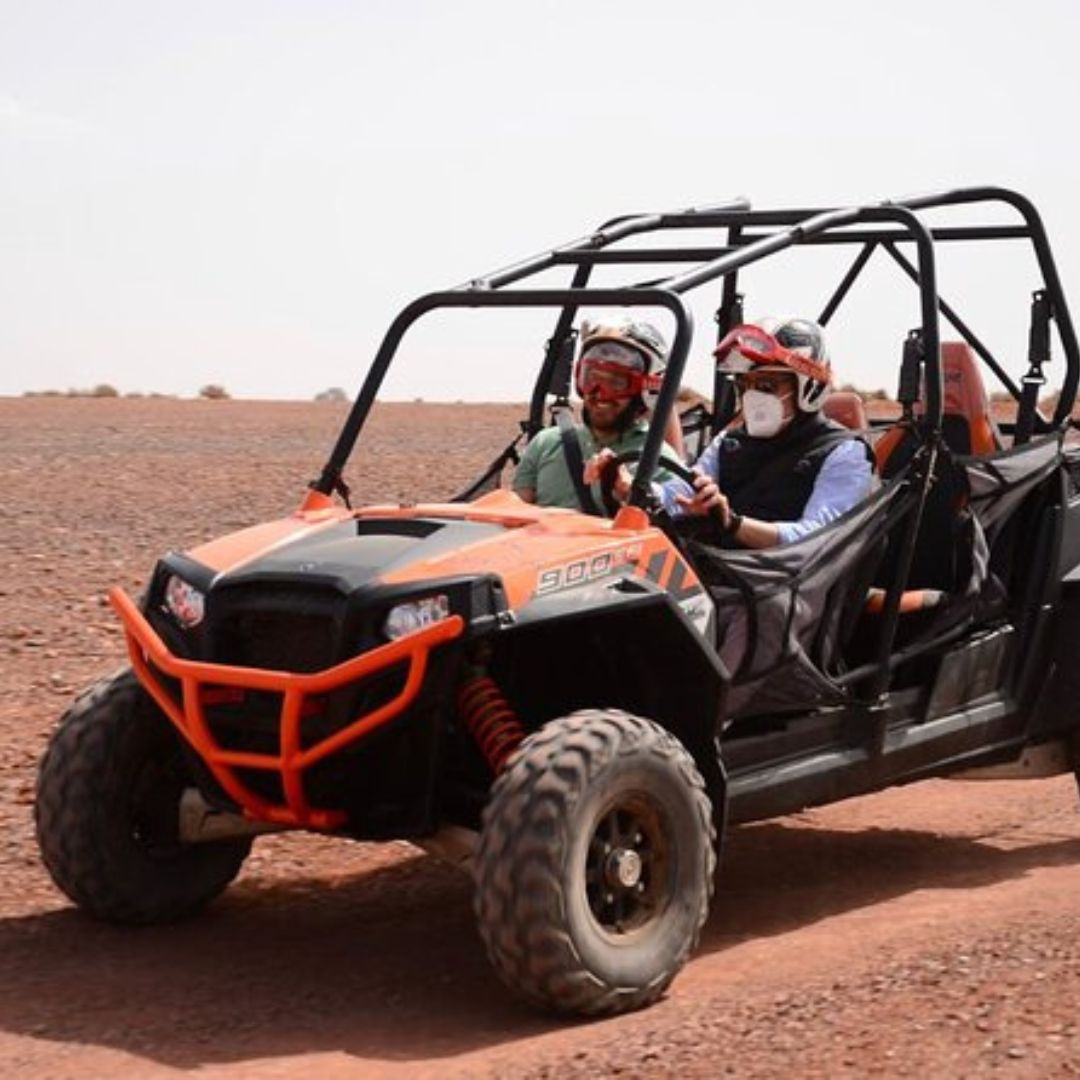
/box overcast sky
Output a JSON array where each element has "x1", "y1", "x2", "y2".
[{"x1": 3, "y1": 0, "x2": 1080, "y2": 402}]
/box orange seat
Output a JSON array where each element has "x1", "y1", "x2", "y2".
[
  {"x1": 917, "y1": 342, "x2": 1003, "y2": 456},
  {"x1": 821, "y1": 390, "x2": 868, "y2": 431},
  {"x1": 877, "y1": 341, "x2": 1003, "y2": 476}
]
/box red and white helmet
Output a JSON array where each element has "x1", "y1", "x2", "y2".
[
  {"x1": 714, "y1": 316, "x2": 831, "y2": 412},
  {"x1": 575, "y1": 318, "x2": 667, "y2": 413}
]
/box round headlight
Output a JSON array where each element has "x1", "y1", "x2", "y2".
[{"x1": 164, "y1": 575, "x2": 205, "y2": 629}]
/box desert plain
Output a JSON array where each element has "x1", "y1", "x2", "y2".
[{"x1": 3, "y1": 396, "x2": 1080, "y2": 1078}]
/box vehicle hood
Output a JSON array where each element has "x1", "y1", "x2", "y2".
[{"x1": 181, "y1": 490, "x2": 661, "y2": 609}]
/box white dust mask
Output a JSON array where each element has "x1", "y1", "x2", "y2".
[{"x1": 742, "y1": 389, "x2": 793, "y2": 438}]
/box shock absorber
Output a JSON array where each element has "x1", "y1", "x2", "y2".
[{"x1": 457, "y1": 666, "x2": 524, "y2": 774}]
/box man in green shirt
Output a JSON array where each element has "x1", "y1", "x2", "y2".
[{"x1": 514, "y1": 319, "x2": 679, "y2": 513}]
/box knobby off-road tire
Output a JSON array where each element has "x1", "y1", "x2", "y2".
[
  {"x1": 35, "y1": 668, "x2": 251, "y2": 924},
  {"x1": 474, "y1": 709, "x2": 716, "y2": 1015}
]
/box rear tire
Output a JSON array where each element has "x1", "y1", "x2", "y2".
[
  {"x1": 35, "y1": 668, "x2": 251, "y2": 924},
  {"x1": 474, "y1": 709, "x2": 716, "y2": 1015}
]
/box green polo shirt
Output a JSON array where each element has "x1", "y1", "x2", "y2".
[{"x1": 513, "y1": 419, "x2": 679, "y2": 511}]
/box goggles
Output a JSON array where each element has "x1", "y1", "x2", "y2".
[
  {"x1": 714, "y1": 324, "x2": 830, "y2": 383},
  {"x1": 576, "y1": 345, "x2": 660, "y2": 402}
]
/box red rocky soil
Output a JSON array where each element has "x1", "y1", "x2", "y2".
[{"x1": 3, "y1": 397, "x2": 1080, "y2": 1079}]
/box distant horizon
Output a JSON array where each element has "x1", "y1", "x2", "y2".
[{"x1": 9, "y1": 384, "x2": 1037, "y2": 406}]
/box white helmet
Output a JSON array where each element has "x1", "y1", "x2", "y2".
[
  {"x1": 715, "y1": 316, "x2": 831, "y2": 412},
  {"x1": 575, "y1": 318, "x2": 668, "y2": 413}
]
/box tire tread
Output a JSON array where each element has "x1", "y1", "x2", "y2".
[{"x1": 474, "y1": 709, "x2": 716, "y2": 1015}]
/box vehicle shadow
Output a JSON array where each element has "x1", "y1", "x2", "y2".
[
  {"x1": 703, "y1": 816, "x2": 1080, "y2": 951},
  {"x1": 3, "y1": 820, "x2": 1080, "y2": 1070}
]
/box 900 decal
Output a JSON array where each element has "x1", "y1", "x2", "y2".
[{"x1": 535, "y1": 547, "x2": 638, "y2": 597}]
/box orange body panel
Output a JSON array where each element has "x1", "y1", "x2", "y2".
[
  {"x1": 376, "y1": 490, "x2": 697, "y2": 609},
  {"x1": 126, "y1": 488, "x2": 698, "y2": 828},
  {"x1": 111, "y1": 586, "x2": 464, "y2": 829},
  {"x1": 864, "y1": 587, "x2": 945, "y2": 615},
  {"x1": 180, "y1": 489, "x2": 695, "y2": 615}
]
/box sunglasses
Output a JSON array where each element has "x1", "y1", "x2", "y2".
[{"x1": 734, "y1": 373, "x2": 794, "y2": 396}]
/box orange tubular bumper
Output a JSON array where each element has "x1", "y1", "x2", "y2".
[{"x1": 109, "y1": 587, "x2": 465, "y2": 830}]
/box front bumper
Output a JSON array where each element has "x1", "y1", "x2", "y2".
[{"x1": 110, "y1": 587, "x2": 464, "y2": 830}]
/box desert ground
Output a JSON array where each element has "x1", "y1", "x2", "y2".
[{"x1": 3, "y1": 397, "x2": 1080, "y2": 1079}]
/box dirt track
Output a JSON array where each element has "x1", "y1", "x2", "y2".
[{"x1": 4, "y1": 398, "x2": 1080, "y2": 1078}]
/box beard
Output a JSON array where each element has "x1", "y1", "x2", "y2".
[{"x1": 583, "y1": 397, "x2": 644, "y2": 436}]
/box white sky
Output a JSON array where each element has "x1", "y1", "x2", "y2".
[{"x1": 3, "y1": 0, "x2": 1080, "y2": 402}]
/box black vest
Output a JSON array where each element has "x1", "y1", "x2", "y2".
[{"x1": 717, "y1": 414, "x2": 861, "y2": 523}]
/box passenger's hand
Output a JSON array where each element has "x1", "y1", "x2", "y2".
[
  {"x1": 675, "y1": 470, "x2": 729, "y2": 521},
  {"x1": 583, "y1": 449, "x2": 631, "y2": 503}
]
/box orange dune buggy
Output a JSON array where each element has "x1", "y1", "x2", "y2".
[{"x1": 36, "y1": 188, "x2": 1080, "y2": 1015}]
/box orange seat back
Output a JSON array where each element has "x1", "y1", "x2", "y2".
[
  {"x1": 877, "y1": 341, "x2": 1002, "y2": 475},
  {"x1": 821, "y1": 390, "x2": 868, "y2": 431},
  {"x1": 917, "y1": 341, "x2": 1003, "y2": 456}
]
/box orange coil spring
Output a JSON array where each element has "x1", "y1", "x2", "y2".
[{"x1": 457, "y1": 675, "x2": 524, "y2": 774}]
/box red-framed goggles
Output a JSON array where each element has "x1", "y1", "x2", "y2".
[
  {"x1": 576, "y1": 345, "x2": 660, "y2": 402},
  {"x1": 714, "y1": 324, "x2": 829, "y2": 383}
]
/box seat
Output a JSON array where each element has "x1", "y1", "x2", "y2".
[
  {"x1": 821, "y1": 390, "x2": 868, "y2": 431},
  {"x1": 918, "y1": 341, "x2": 1004, "y2": 456},
  {"x1": 860, "y1": 341, "x2": 1003, "y2": 652},
  {"x1": 875, "y1": 341, "x2": 1003, "y2": 477}
]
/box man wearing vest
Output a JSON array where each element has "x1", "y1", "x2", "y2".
[
  {"x1": 513, "y1": 318, "x2": 679, "y2": 513},
  {"x1": 591, "y1": 317, "x2": 874, "y2": 546}
]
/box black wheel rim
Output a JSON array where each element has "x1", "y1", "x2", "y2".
[{"x1": 584, "y1": 793, "x2": 671, "y2": 935}]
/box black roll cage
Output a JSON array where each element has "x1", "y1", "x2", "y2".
[{"x1": 313, "y1": 186, "x2": 1079, "y2": 511}]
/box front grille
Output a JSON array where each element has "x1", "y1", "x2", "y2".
[
  {"x1": 214, "y1": 610, "x2": 337, "y2": 673},
  {"x1": 200, "y1": 664, "x2": 407, "y2": 755},
  {"x1": 206, "y1": 582, "x2": 346, "y2": 674},
  {"x1": 200, "y1": 662, "x2": 410, "y2": 810}
]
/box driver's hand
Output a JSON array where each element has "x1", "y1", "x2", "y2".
[
  {"x1": 583, "y1": 448, "x2": 614, "y2": 485},
  {"x1": 675, "y1": 470, "x2": 729, "y2": 520},
  {"x1": 583, "y1": 450, "x2": 632, "y2": 503}
]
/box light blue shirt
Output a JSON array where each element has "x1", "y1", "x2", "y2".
[{"x1": 658, "y1": 432, "x2": 875, "y2": 544}]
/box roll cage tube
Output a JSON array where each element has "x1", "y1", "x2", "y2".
[
  {"x1": 312, "y1": 287, "x2": 695, "y2": 501},
  {"x1": 526, "y1": 263, "x2": 590, "y2": 435},
  {"x1": 657, "y1": 189, "x2": 1077, "y2": 426},
  {"x1": 314, "y1": 198, "x2": 755, "y2": 497},
  {"x1": 658, "y1": 203, "x2": 945, "y2": 432},
  {"x1": 313, "y1": 187, "x2": 1078, "y2": 499},
  {"x1": 891, "y1": 186, "x2": 1080, "y2": 429},
  {"x1": 522, "y1": 199, "x2": 752, "y2": 436}
]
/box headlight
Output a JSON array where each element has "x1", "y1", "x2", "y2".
[
  {"x1": 164, "y1": 575, "x2": 205, "y2": 629},
  {"x1": 383, "y1": 594, "x2": 450, "y2": 640}
]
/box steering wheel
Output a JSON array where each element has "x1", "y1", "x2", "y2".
[{"x1": 603, "y1": 449, "x2": 728, "y2": 525}]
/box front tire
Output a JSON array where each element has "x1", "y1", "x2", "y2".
[
  {"x1": 474, "y1": 709, "x2": 716, "y2": 1015},
  {"x1": 35, "y1": 668, "x2": 251, "y2": 924}
]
